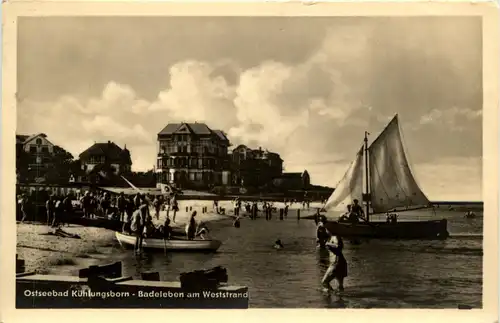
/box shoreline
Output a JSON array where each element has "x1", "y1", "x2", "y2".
[{"x1": 16, "y1": 206, "x2": 236, "y2": 276}]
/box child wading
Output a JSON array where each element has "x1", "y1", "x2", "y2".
[{"x1": 321, "y1": 235, "x2": 348, "y2": 293}]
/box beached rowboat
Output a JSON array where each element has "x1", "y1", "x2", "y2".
[{"x1": 115, "y1": 231, "x2": 222, "y2": 252}]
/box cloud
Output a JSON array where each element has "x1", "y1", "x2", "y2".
[
  {"x1": 419, "y1": 107, "x2": 482, "y2": 131},
  {"x1": 17, "y1": 22, "x2": 482, "y2": 200}
]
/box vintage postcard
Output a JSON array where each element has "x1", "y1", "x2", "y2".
[{"x1": 1, "y1": 1, "x2": 498, "y2": 322}]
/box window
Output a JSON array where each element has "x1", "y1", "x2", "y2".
[
  {"x1": 41, "y1": 146, "x2": 49, "y2": 153},
  {"x1": 35, "y1": 138, "x2": 42, "y2": 145},
  {"x1": 29, "y1": 146, "x2": 37, "y2": 153},
  {"x1": 189, "y1": 173, "x2": 195, "y2": 181}
]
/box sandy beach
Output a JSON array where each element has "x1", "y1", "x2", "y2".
[{"x1": 16, "y1": 199, "x2": 321, "y2": 276}]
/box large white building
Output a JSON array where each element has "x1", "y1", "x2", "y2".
[{"x1": 156, "y1": 122, "x2": 231, "y2": 189}]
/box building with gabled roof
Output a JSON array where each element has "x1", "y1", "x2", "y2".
[
  {"x1": 78, "y1": 141, "x2": 132, "y2": 175},
  {"x1": 230, "y1": 145, "x2": 283, "y2": 188},
  {"x1": 156, "y1": 122, "x2": 231, "y2": 189}
]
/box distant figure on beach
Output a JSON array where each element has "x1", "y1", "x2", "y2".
[
  {"x1": 274, "y1": 239, "x2": 284, "y2": 249},
  {"x1": 46, "y1": 196, "x2": 55, "y2": 226},
  {"x1": 80, "y1": 192, "x2": 91, "y2": 219},
  {"x1": 186, "y1": 211, "x2": 197, "y2": 240},
  {"x1": 53, "y1": 198, "x2": 64, "y2": 228},
  {"x1": 251, "y1": 202, "x2": 258, "y2": 220},
  {"x1": 213, "y1": 200, "x2": 219, "y2": 213},
  {"x1": 321, "y1": 235, "x2": 347, "y2": 293},
  {"x1": 171, "y1": 194, "x2": 179, "y2": 223},
  {"x1": 234, "y1": 198, "x2": 241, "y2": 217},
  {"x1": 20, "y1": 194, "x2": 29, "y2": 223},
  {"x1": 62, "y1": 194, "x2": 73, "y2": 226},
  {"x1": 284, "y1": 204, "x2": 289, "y2": 217},
  {"x1": 117, "y1": 192, "x2": 127, "y2": 222}
]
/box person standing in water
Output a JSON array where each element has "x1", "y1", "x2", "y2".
[
  {"x1": 171, "y1": 194, "x2": 179, "y2": 223},
  {"x1": 316, "y1": 221, "x2": 331, "y2": 248},
  {"x1": 321, "y1": 235, "x2": 348, "y2": 293}
]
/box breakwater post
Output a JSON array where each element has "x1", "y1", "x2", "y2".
[{"x1": 297, "y1": 209, "x2": 300, "y2": 221}]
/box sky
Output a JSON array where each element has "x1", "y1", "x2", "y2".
[{"x1": 16, "y1": 16, "x2": 483, "y2": 201}]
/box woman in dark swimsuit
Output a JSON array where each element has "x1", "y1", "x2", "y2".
[{"x1": 321, "y1": 235, "x2": 348, "y2": 292}]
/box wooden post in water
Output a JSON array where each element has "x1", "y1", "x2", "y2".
[{"x1": 297, "y1": 209, "x2": 300, "y2": 220}]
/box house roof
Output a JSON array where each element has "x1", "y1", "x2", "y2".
[
  {"x1": 158, "y1": 122, "x2": 212, "y2": 136},
  {"x1": 79, "y1": 141, "x2": 132, "y2": 164},
  {"x1": 213, "y1": 130, "x2": 229, "y2": 141},
  {"x1": 16, "y1": 135, "x2": 29, "y2": 144},
  {"x1": 158, "y1": 123, "x2": 229, "y2": 143},
  {"x1": 17, "y1": 133, "x2": 55, "y2": 147}
]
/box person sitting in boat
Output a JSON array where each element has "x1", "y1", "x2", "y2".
[
  {"x1": 339, "y1": 205, "x2": 352, "y2": 222},
  {"x1": 321, "y1": 235, "x2": 347, "y2": 293},
  {"x1": 186, "y1": 211, "x2": 198, "y2": 240},
  {"x1": 386, "y1": 212, "x2": 398, "y2": 224},
  {"x1": 196, "y1": 222, "x2": 210, "y2": 240},
  {"x1": 350, "y1": 199, "x2": 366, "y2": 223}
]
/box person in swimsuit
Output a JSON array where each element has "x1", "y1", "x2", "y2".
[{"x1": 321, "y1": 235, "x2": 348, "y2": 293}]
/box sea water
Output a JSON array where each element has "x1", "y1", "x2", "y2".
[{"x1": 103, "y1": 204, "x2": 482, "y2": 308}]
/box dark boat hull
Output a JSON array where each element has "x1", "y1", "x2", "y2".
[{"x1": 324, "y1": 219, "x2": 449, "y2": 240}]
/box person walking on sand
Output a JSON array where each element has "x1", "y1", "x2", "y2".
[
  {"x1": 53, "y1": 197, "x2": 64, "y2": 228},
  {"x1": 321, "y1": 235, "x2": 348, "y2": 293},
  {"x1": 117, "y1": 192, "x2": 127, "y2": 222},
  {"x1": 20, "y1": 194, "x2": 29, "y2": 223},
  {"x1": 46, "y1": 195, "x2": 55, "y2": 226},
  {"x1": 80, "y1": 192, "x2": 91, "y2": 219}
]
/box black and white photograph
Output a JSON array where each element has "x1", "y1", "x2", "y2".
[{"x1": 3, "y1": 2, "x2": 498, "y2": 314}]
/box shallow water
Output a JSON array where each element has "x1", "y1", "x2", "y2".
[{"x1": 100, "y1": 204, "x2": 482, "y2": 309}]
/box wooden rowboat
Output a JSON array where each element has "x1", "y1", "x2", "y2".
[{"x1": 115, "y1": 231, "x2": 222, "y2": 252}]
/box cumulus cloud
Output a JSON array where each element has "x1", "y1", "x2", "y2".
[
  {"x1": 17, "y1": 22, "x2": 482, "y2": 199},
  {"x1": 419, "y1": 107, "x2": 482, "y2": 131}
]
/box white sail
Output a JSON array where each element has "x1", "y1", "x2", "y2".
[
  {"x1": 324, "y1": 146, "x2": 365, "y2": 212},
  {"x1": 368, "y1": 115, "x2": 430, "y2": 213}
]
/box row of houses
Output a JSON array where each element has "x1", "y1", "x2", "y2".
[
  {"x1": 155, "y1": 122, "x2": 310, "y2": 191},
  {"x1": 16, "y1": 122, "x2": 312, "y2": 192}
]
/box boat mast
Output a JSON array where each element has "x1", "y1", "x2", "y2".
[{"x1": 364, "y1": 131, "x2": 370, "y2": 222}]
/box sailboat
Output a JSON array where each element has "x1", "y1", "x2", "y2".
[{"x1": 320, "y1": 114, "x2": 449, "y2": 240}]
